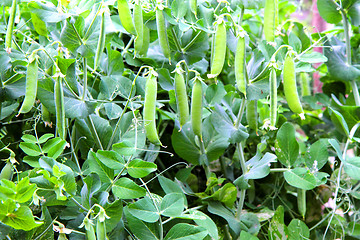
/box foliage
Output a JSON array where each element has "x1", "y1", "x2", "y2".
[{"x1": 0, "y1": 0, "x2": 360, "y2": 239}]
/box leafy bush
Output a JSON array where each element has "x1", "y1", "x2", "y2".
[{"x1": 1, "y1": 0, "x2": 360, "y2": 239}]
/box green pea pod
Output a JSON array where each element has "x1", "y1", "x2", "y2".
[
  {"x1": 246, "y1": 100, "x2": 258, "y2": 131},
  {"x1": 300, "y1": 72, "x2": 311, "y2": 96},
  {"x1": 297, "y1": 188, "x2": 306, "y2": 219},
  {"x1": 96, "y1": 219, "x2": 107, "y2": 240},
  {"x1": 55, "y1": 76, "x2": 66, "y2": 140},
  {"x1": 191, "y1": 78, "x2": 202, "y2": 140},
  {"x1": 283, "y1": 53, "x2": 304, "y2": 116},
  {"x1": 174, "y1": 65, "x2": 189, "y2": 128},
  {"x1": 134, "y1": 2, "x2": 144, "y2": 56},
  {"x1": 156, "y1": 8, "x2": 171, "y2": 63},
  {"x1": 117, "y1": 0, "x2": 136, "y2": 35},
  {"x1": 83, "y1": 219, "x2": 96, "y2": 240},
  {"x1": 0, "y1": 161, "x2": 13, "y2": 181},
  {"x1": 264, "y1": 0, "x2": 278, "y2": 42},
  {"x1": 189, "y1": 0, "x2": 197, "y2": 17},
  {"x1": 144, "y1": 69, "x2": 162, "y2": 146},
  {"x1": 208, "y1": 18, "x2": 226, "y2": 79},
  {"x1": 18, "y1": 55, "x2": 38, "y2": 114},
  {"x1": 269, "y1": 68, "x2": 277, "y2": 129},
  {"x1": 235, "y1": 34, "x2": 246, "y2": 97},
  {"x1": 42, "y1": 104, "x2": 52, "y2": 127},
  {"x1": 5, "y1": 0, "x2": 17, "y2": 53},
  {"x1": 94, "y1": 10, "x2": 106, "y2": 71},
  {"x1": 139, "y1": 25, "x2": 150, "y2": 56}
]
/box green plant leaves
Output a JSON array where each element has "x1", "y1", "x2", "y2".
[
  {"x1": 276, "y1": 122, "x2": 299, "y2": 167},
  {"x1": 112, "y1": 178, "x2": 146, "y2": 199},
  {"x1": 317, "y1": 0, "x2": 342, "y2": 24},
  {"x1": 127, "y1": 159, "x2": 157, "y2": 178},
  {"x1": 343, "y1": 157, "x2": 360, "y2": 180},
  {"x1": 160, "y1": 193, "x2": 185, "y2": 217},
  {"x1": 164, "y1": 223, "x2": 208, "y2": 240},
  {"x1": 268, "y1": 205, "x2": 289, "y2": 240},
  {"x1": 283, "y1": 168, "x2": 328, "y2": 190}
]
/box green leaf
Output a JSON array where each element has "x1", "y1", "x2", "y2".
[
  {"x1": 330, "y1": 107, "x2": 349, "y2": 136},
  {"x1": 317, "y1": 0, "x2": 342, "y2": 24},
  {"x1": 127, "y1": 159, "x2": 157, "y2": 178},
  {"x1": 0, "y1": 200, "x2": 42, "y2": 231},
  {"x1": 189, "y1": 210, "x2": 219, "y2": 240},
  {"x1": 124, "y1": 207, "x2": 160, "y2": 240},
  {"x1": 19, "y1": 142, "x2": 42, "y2": 157},
  {"x1": 328, "y1": 139, "x2": 344, "y2": 161},
  {"x1": 298, "y1": 52, "x2": 328, "y2": 63},
  {"x1": 288, "y1": 219, "x2": 310, "y2": 240},
  {"x1": 207, "y1": 201, "x2": 240, "y2": 235},
  {"x1": 276, "y1": 122, "x2": 299, "y2": 167},
  {"x1": 244, "y1": 152, "x2": 277, "y2": 180},
  {"x1": 80, "y1": 174, "x2": 101, "y2": 209},
  {"x1": 210, "y1": 183, "x2": 237, "y2": 208},
  {"x1": 96, "y1": 150, "x2": 125, "y2": 170},
  {"x1": 349, "y1": 3, "x2": 360, "y2": 26},
  {"x1": 283, "y1": 168, "x2": 328, "y2": 190},
  {"x1": 15, "y1": 177, "x2": 37, "y2": 203},
  {"x1": 160, "y1": 193, "x2": 185, "y2": 217},
  {"x1": 86, "y1": 151, "x2": 114, "y2": 183},
  {"x1": 39, "y1": 157, "x2": 76, "y2": 195},
  {"x1": 247, "y1": 77, "x2": 270, "y2": 101},
  {"x1": 305, "y1": 139, "x2": 329, "y2": 171},
  {"x1": 112, "y1": 141, "x2": 136, "y2": 156},
  {"x1": 239, "y1": 231, "x2": 259, "y2": 240},
  {"x1": 343, "y1": 157, "x2": 360, "y2": 180},
  {"x1": 269, "y1": 205, "x2": 289, "y2": 240},
  {"x1": 112, "y1": 178, "x2": 146, "y2": 199},
  {"x1": 128, "y1": 196, "x2": 160, "y2": 223},
  {"x1": 21, "y1": 135, "x2": 37, "y2": 143},
  {"x1": 164, "y1": 223, "x2": 208, "y2": 240},
  {"x1": 42, "y1": 137, "x2": 67, "y2": 159},
  {"x1": 28, "y1": 1, "x2": 69, "y2": 23},
  {"x1": 38, "y1": 134, "x2": 54, "y2": 144},
  {"x1": 288, "y1": 32, "x2": 302, "y2": 54}
]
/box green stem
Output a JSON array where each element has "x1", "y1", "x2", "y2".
[
  {"x1": 269, "y1": 168, "x2": 289, "y2": 172},
  {"x1": 84, "y1": 3, "x2": 103, "y2": 40},
  {"x1": 238, "y1": 6, "x2": 245, "y2": 26},
  {"x1": 86, "y1": 116, "x2": 104, "y2": 150},
  {"x1": 106, "y1": 66, "x2": 148, "y2": 150},
  {"x1": 170, "y1": 28, "x2": 183, "y2": 53},
  {"x1": 183, "y1": 31, "x2": 202, "y2": 52},
  {"x1": 122, "y1": 36, "x2": 135, "y2": 57},
  {"x1": 199, "y1": 139, "x2": 211, "y2": 179},
  {"x1": 82, "y1": 58, "x2": 87, "y2": 101}
]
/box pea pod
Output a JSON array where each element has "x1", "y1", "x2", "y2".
[
  {"x1": 174, "y1": 64, "x2": 189, "y2": 128},
  {"x1": 139, "y1": 25, "x2": 150, "y2": 56},
  {"x1": 96, "y1": 219, "x2": 107, "y2": 240},
  {"x1": 246, "y1": 100, "x2": 258, "y2": 131},
  {"x1": 5, "y1": 0, "x2": 17, "y2": 53},
  {"x1": 300, "y1": 72, "x2": 311, "y2": 96},
  {"x1": 55, "y1": 76, "x2": 66, "y2": 140},
  {"x1": 94, "y1": 9, "x2": 106, "y2": 71},
  {"x1": 0, "y1": 161, "x2": 13, "y2": 181},
  {"x1": 283, "y1": 53, "x2": 304, "y2": 116},
  {"x1": 235, "y1": 33, "x2": 246, "y2": 97},
  {"x1": 297, "y1": 188, "x2": 306, "y2": 219},
  {"x1": 208, "y1": 17, "x2": 226, "y2": 79},
  {"x1": 269, "y1": 67, "x2": 277, "y2": 129},
  {"x1": 143, "y1": 69, "x2": 162, "y2": 146},
  {"x1": 264, "y1": 0, "x2": 278, "y2": 42},
  {"x1": 134, "y1": 1, "x2": 144, "y2": 56},
  {"x1": 18, "y1": 55, "x2": 38, "y2": 114},
  {"x1": 117, "y1": 0, "x2": 136, "y2": 35},
  {"x1": 156, "y1": 8, "x2": 171, "y2": 63},
  {"x1": 191, "y1": 78, "x2": 202, "y2": 140},
  {"x1": 82, "y1": 218, "x2": 96, "y2": 240}
]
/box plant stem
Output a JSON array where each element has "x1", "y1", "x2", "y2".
[
  {"x1": 341, "y1": 9, "x2": 360, "y2": 106},
  {"x1": 82, "y1": 58, "x2": 87, "y2": 101},
  {"x1": 269, "y1": 168, "x2": 289, "y2": 172},
  {"x1": 86, "y1": 116, "x2": 104, "y2": 150},
  {"x1": 170, "y1": 28, "x2": 183, "y2": 53},
  {"x1": 183, "y1": 31, "x2": 202, "y2": 52}
]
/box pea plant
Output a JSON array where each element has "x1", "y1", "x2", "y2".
[{"x1": 1, "y1": 0, "x2": 360, "y2": 239}]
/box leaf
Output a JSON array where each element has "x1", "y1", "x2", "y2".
[
  {"x1": 189, "y1": 210, "x2": 219, "y2": 240},
  {"x1": 42, "y1": 137, "x2": 67, "y2": 159},
  {"x1": 210, "y1": 183, "x2": 237, "y2": 208},
  {"x1": 239, "y1": 231, "x2": 259, "y2": 240},
  {"x1": 80, "y1": 174, "x2": 101, "y2": 209},
  {"x1": 283, "y1": 168, "x2": 328, "y2": 190},
  {"x1": 21, "y1": 135, "x2": 37, "y2": 143},
  {"x1": 288, "y1": 32, "x2": 302, "y2": 53},
  {"x1": 128, "y1": 197, "x2": 160, "y2": 223},
  {"x1": 86, "y1": 151, "x2": 114, "y2": 183},
  {"x1": 288, "y1": 219, "x2": 310, "y2": 240},
  {"x1": 330, "y1": 107, "x2": 349, "y2": 136},
  {"x1": 38, "y1": 134, "x2": 54, "y2": 144},
  {"x1": 96, "y1": 150, "x2": 125, "y2": 170},
  {"x1": 276, "y1": 122, "x2": 299, "y2": 167},
  {"x1": 243, "y1": 152, "x2": 277, "y2": 180},
  {"x1": 0, "y1": 200, "x2": 42, "y2": 231},
  {"x1": 207, "y1": 201, "x2": 240, "y2": 235},
  {"x1": 247, "y1": 77, "x2": 270, "y2": 101},
  {"x1": 317, "y1": 0, "x2": 342, "y2": 24},
  {"x1": 160, "y1": 193, "x2": 185, "y2": 217},
  {"x1": 112, "y1": 178, "x2": 146, "y2": 199},
  {"x1": 28, "y1": 1, "x2": 69, "y2": 23},
  {"x1": 124, "y1": 207, "x2": 160, "y2": 240},
  {"x1": 305, "y1": 139, "x2": 329, "y2": 171},
  {"x1": 298, "y1": 52, "x2": 328, "y2": 63},
  {"x1": 127, "y1": 159, "x2": 157, "y2": 178},
  {"x1": 19, "y1": 142, "x2": 42, "y2": 157},
  {"x1": 343, "y1": 157, "x2": 360, "y2": 180},
  {"x1": 268, "y1": 205, "x2": 289, "y2": 240},
  {"x1": 14, "y1": 177, "x2": 37, "y2": 203},
  {"x1": 324, "y1": 37, "x2": 360, "y2": 82},
  {"x1": 164, "y1": 223, "x2": 208, "y2": 240}
]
